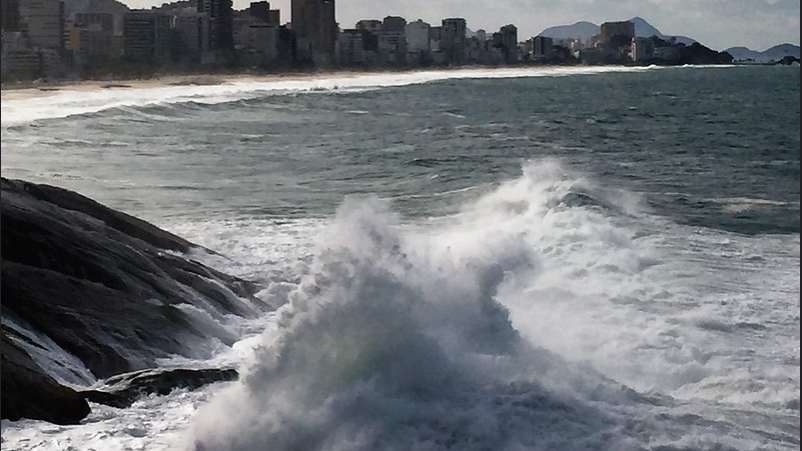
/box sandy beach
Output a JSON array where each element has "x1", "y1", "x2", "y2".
[
  {"x1": 0, "y1": 65, "x2": 530, "y2": 101},
  {"x1": 0, "y1": 70, "x2": 371, "y2": 101}
]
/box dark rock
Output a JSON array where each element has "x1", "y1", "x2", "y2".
[
  {"x1": 80, "y1": 367, "x2": 239, "y2": 408},
  {"x1": 0, "y1": 177, "x2": 272, "y2": 424},
  {"x1": 4, "y1": 177, "x2": 193, "y2": 253},
  {"x1": 1, "y1": 177, "x2": 267, "y2": 378},
  {"x1": 1, "y1": 330, "x2": 91, "y2": 425},
  {"x1": 775, "y1": 56, "x2": 800, "y2": 65},
  {"x1": 678, "y1": 42, "x2": 734, "y2": 65}
]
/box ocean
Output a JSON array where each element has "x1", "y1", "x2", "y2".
[{"x1": 0, "y1": 65, "x2": 799, "y2": 450}]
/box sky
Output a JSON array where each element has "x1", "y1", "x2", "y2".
[{"x1": 125, "y1": 0, "x2": 800, "y2": 51}]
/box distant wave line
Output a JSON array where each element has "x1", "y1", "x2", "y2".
[{"x1": 1, "y1": 65, "x2": 673, "y2": 127}]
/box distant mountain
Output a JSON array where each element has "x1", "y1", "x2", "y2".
[
  {"x1": 628, "y1": 17, "x2": 695, "y2": 46},
  {"x1": 538, "y1": 21, "x2": 599, "y2": 41},
  {"x1": 725, "y1": 43, "x2": 801, "y2": 62},
  {"x1": 538, "y1": 17, "x2": 696, "y2": 46}
]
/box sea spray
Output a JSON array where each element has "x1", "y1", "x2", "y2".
[{"x1": 187, "y1": 189, "x2": 657, "y2": 451}]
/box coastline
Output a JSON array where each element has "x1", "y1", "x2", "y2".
[
  {"x1": 1, "y1": 61, "x2": 770, "y2": 102},
  {"x1": 0, "y1": 66, "x2": 458, "y2": 101},
  {"x1": 0, "y1": 63, "x2": 631, "y2": 101},
  {"x1": 0, "y1": 66, "x2": 501, "y2": 100},
  {"x1": 0, "y1": 72, "x2": 335, "y2": 101}
]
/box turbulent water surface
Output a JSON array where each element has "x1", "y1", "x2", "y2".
[{"x1": 1, "y1": 65, "x2": 799, "y2": 451}]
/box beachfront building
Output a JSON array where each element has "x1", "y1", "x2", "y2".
[
  {"x1": 73, "y1": 13, "x2": 114, "y2": 36},
  {"x1": 382, "y1": 16, "x2": 406, "y2": 34},
  {"x1": 496, "y1": 24, "x2": 518, "y2": 64},
  {"x1": 123, "y1": 11, "x2": 173, "y2": 64},
  {"x1": 68, "y1": 12, "x2": 115, "y2": 61},
  {"x1": 532, "y1": 35, "x2": 554, "y2": 61},
  {"x1": 1, "y1": 0, "x2": 21, "y2": 32},
  {"x1": 355, "y1": 19, "x2": 382, "y2": 33},
  {"x1": 336, "y1": 29, "x2": 365, "y2": 65},
  {"x1": 600, "y1": 20, "x2": 634, "y2": 49},
  {"x1": 198, "y1": 0, "x2": 234, "y2": 55},
  {"x1": 248, "y1": 1, "x2": 281, "y2": 26},
  {"x1": 405, "y1": 19, "x2": 430, "y2": 65},
  {"x1": 375, "y1": 30, "x2": 406, "y2": 65},
  {"x1": 173, "y1": 12, "x2": 213, "y2": 63},
  {"x1": 238, "y1": 20, "x2": 279, "y2": 67},
  {"x1": 68, "y1": 22, "x2": 114, "y2": 58},
  {"x1": 292, "y1": 0, "x2": 336, "y2": 65},
  {"x1": 19, "y1": 0, "x2": 65, "y2": 52},
  {"x1": 441, "y1": 18, "x2": 467, "y2": 65},
  {"x1": 631, "y1": 36, "x2": 655, "y2": 62}
]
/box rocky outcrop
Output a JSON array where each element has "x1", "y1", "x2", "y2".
[
  {"x1": 677, "y1": 42, "x2": 734, "y2": 65},
  {"x1": 1, "y1": 329, "x2": 91, "y2": 425},
  {"x1": 81, "y1": 367, "x2": 239, "y2": 408},
  {"x1": 0, "y1": 177, "x2": 269, "y2": 424}
]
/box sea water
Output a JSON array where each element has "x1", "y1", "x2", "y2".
[{"x1": 1, "y1": 65, "x2": 799, "y2": 450}]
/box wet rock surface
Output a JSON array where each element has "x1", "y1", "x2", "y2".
[
  {"x1": 80, "y1": 367, "x2": 239, "y2": 408},
  {"x1": 1, "y1": 178, "x2": 266, "y2": 424}
]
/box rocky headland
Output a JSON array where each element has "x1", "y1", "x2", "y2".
[{"x1": 1, "y1": 177, "x2": 270, "y2": 424}]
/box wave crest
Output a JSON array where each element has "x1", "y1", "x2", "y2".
[{"x1": 187, "y1": 189, "x2": 656, "y2": 451}]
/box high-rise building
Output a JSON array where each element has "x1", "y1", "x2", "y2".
[
  {"x1": 123, "y1": 11, "x2": 173, "y2": 63},
  {"x1": 532, "y1": 35, "x2": 553, "y2": 60},
  {"x1": 405, "y1": 19, "x2": 430, "y2": 54},
  {"x1": 240, "y1": 21, "x2": 279, "y2": 66},
  {"x1": 497, "y1": 24, "x2": 517, "y2": 64},
  {"x1": 249, "y1": 1, "x2": 271, "y2": 23},
  {"x1": 1, "y1": 0, "x2": 21, "y2": 31},
  {"x1": 247, "y1": 2, "x2": 279, "y2": 26},
  {"x1": 20, "y1": 0, "x2": 65, "y2": 51},
  {"x1": 69, "y1": 14, "x2": 114, "y2": 58},
  {"x1": 382, "y1": 16, "x2": 405, "y2": 34},
  {"x1": 74, "y1": 13, "x2": 114, "y2": 36},
  {"x1": 291, "y1": 0, "x2": 336, "y2": 64},
  {"x1": 355, "y1": 19, "x2": 382, "y2": 33},
  {"x1": 376, "y1": 30, "x2": 406, "y2": 65},
  {"x1": 631, "y1": 36, "x2": 654, "y2": 62},
  {"x1": 441, "y1": 17, "x2": 466, "y2": 65},
  {"x1": 69, "y1": 24, "x2": 114, "y2": 57},
  {"x1": 198, "y1": 0, "x2": 234, "y2": 53},
  {"x1": 174, "y1": 13, "x2": 212, "y2": 62},
  {"x1": 266, "y1": 9, "x2": 280, "y2": 26},
  {"x1": 600, "y1": 21, "x2": 634, "y2": 48},
  {"x1": 336, "y1": 29, "x2": 364, "y2": 65}
]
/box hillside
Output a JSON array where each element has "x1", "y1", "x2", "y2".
[
  {"x1": 539, "y1": 17, "x2": 696, "y2": 46},
  {"x1": 725, "y1": 43, "x2": 801, "y2": 62},
  {"x1": 537, "y1": 21, "x2": 599, "y2": 41}
]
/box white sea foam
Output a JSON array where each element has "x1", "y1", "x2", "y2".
[
  {"x1": 1, "y1": 65, "x2": 664, "y2": 127},
  {"x1": 1, "y1": 159, "x2": 797, "y2": 451},
  {"x1": 182, "y1": 160, "x2": 797, "y2": 451}
]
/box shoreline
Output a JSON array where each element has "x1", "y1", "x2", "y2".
[
  {"x1": 0, "y1": 71, "x2": 344, "y2": 100},
  {"x1": 1, "y1": 61, "x2": 761, "y2": 102},
  {"x1": 0, "y1": 65, "x2": 512, "y2": 101},
  {"x1": 0, "y1": 66, "x2": 462, "y2": 100}
]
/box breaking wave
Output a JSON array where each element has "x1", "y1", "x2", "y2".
[{"x1": 187, "y1": 160, "x2": 792, "y2": 451}]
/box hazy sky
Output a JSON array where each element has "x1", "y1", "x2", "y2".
[{"x1": 126, "y1": 0, "x2": 800, "y2": 51}]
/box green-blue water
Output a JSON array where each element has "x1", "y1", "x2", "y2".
[{"x1": 1, "y1": 65, "x2": 799, "y2": 451}]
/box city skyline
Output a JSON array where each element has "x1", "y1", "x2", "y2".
[{"x1": 118, "y1": 0, "x2": 801, "y2": 52}]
